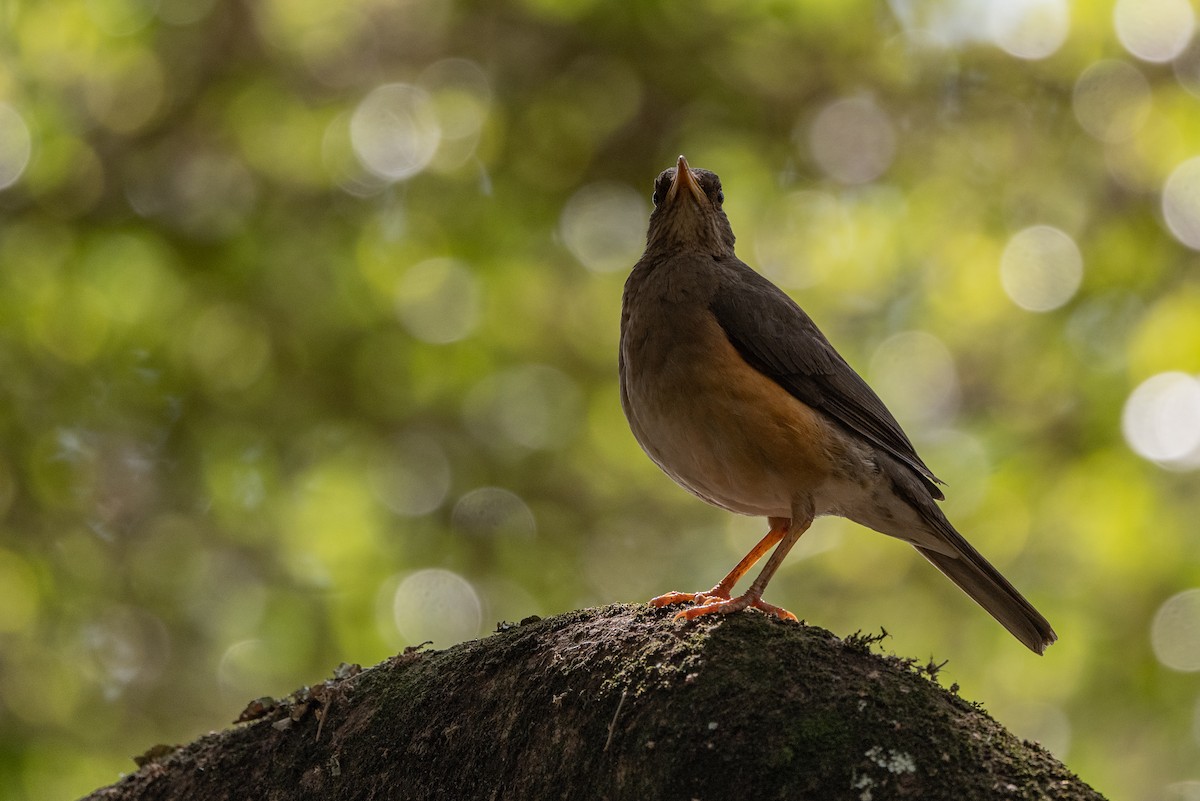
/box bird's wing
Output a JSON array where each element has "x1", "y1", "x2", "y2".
[{"x1": 710, "y1": 258, "x2": 944, "y2": 498}]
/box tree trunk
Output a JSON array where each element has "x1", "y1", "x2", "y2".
[{"x1": 84, "y1": 605, "x2": 1103, "y2": 801}]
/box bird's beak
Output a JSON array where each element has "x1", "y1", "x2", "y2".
[{"x1": 667, "y1": 154, "x2": 706, "y2": 206}]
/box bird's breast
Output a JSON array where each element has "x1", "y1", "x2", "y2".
[{"x1": 620, "y1": 296, "x2": 863, "y2": 518}]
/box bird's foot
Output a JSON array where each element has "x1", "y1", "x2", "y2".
[
  {"x1": 651, "y1": 589, "x2": 798, "y2": 623},
  {"x1": 649, "y1": 587, "x2": 730, "y2": 609}
]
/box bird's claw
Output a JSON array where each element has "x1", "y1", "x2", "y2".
[{"x1": 650, "y1": 589, "x2": 798, "y2": 623}]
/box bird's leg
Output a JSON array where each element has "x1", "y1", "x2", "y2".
[
  {"x1": 675, "y1": 515, "x2": 813, "y2": 623},
  {"x1": 650, "y1": 517, "x2": 790, "y2": 609}
]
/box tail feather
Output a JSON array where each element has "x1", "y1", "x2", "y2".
[
  {"x1": 916, "y1": 543, "x2": 1057, "y2": 654},
  {"x1": 872, "y1": 450, "x2": 1056, "y2": 653}
]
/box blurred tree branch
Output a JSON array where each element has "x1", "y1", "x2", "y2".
[{"x1": 83, "y1": 605, "x2": 1103, "y2": 801}]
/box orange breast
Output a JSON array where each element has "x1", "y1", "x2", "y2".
[{"x1": 622, "y1": 306, "x2": 858, "y2": 518}]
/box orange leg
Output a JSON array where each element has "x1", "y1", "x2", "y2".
[{"x1": 651, "y1": 515, "x2": 809, "y2": 621}]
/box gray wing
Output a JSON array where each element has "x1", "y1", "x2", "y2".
[{"x1": 710, "y1": 258, "x2": 945, "y2": 499}]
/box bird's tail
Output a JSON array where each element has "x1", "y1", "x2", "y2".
[{"x1": 915, "y1": 541, "x2": 1057, "y2": 654}]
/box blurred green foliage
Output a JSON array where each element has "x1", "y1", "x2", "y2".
[{"x1": 2, "y1": 0, "x2": 1200, "y2": 798}]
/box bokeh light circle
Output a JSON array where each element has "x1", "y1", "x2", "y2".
[
  {"x1": 418, "y1": 58, "x2": 492, "y2": 141},
  {"x1": 868, "y1": 331, "x2": 961, "y2": 427},
  {"x1": 560, "y1": 182, "x2": 648, "y2": 273},
  {"x1": 988, "y1": 0, "x2": 1070, "y2": 60},
  {"x1": 1151, "y1": 589, "x2": 1200, "y2": 671},
  {"x1": 1114, "y1": 0, "x2": 1195, "y2": 63},
  {"x1": 368, "y1": 432, "x2": 452, "y2": 517},
  {"x1": 1072, "y1": 60, "x2": 1151, "y2": 143},
  {"x1": 1122, "y1": 372, "x2": 1200, "y2": 469},
  {"x1": 1162, "y1": 157, "x2": 1200, "y2": 251},
  {"x1": 394, "y1": 258, "x2": 481, "y2": 344},
  {"x1": 0, "y1": 103, "x2": 32, "y2": 190},
  {"x1": 999, "y1": 225, "x2": 1084, "y2": 312},
  {"x1": 350, "y1": 83, "x2": 441, "y2": 181},
  {"x1": 807, "y1": 97, "x2": 896, "y2": 185},
  {"x1": 392, "y1": 568, "x2": 482, "y2": 646},
  {"x1": 451, "y1": 487, "x2": 536, "y2": 539}
]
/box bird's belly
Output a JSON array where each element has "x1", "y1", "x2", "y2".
[{"x1": 633, "y1": 406, "x2": 798, "y2": 517}]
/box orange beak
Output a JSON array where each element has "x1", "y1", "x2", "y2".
[{"x1": 667, "y1": 154, "x2": 705, "y2": 206}]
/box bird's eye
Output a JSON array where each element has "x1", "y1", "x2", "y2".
[
  {"x1": 652, "y1": 178, "x2": 668, "y2": 207},
  {"x1": 716, "y1": 190, "x2": 725, "y2": 204}
]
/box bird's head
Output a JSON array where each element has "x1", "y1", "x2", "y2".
[{"x1": 645, "y1": 155, "x2": 736, "y2": 257}]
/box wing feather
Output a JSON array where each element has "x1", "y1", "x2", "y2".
[{"x1": 709, "y1": 259, "x2": 944, "y2": 499}]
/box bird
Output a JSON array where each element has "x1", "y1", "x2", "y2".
[{"x1": 618, "y1": 155, "x2": 1057, "y2": 654}]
